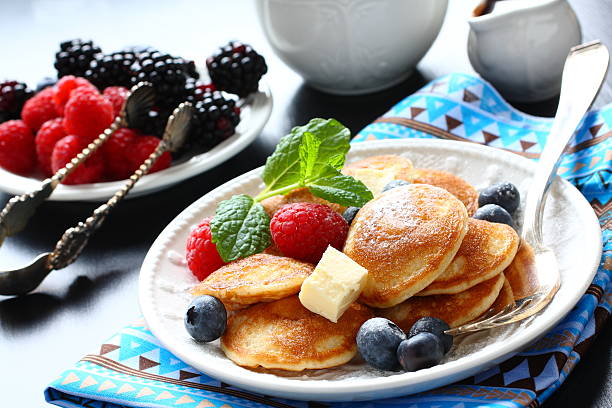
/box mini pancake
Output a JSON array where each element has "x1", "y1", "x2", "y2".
[
  {"x1": 342, "y1": 155, "x2": 415, "y2": 197},
  {"x1": 192, "y1": 254, "x2": 313, "y2": 310},
  {"x1": 377, "y1": 273, "x2": 505, "y2": 330},
  {"x1": 402, "y1": 168, "x2": 479, "y2": 216},
  {"x1": 418, "y1": 218, "x2": 519, "y2": 296},
  {"x1": 344, "y1": 183, "x2": 468, "y2": 308},
  {"x1": 488, "y1": 277, "x2": 515, "y2": 315},
  {"x1": 260, "y1": 187, "x2": 345, "y2": 217},
  {"x1": 220, "y1": 296, "x2": 373, "y2": 371},
  {"x1": 504, "y1": 240, "x2": 539, "y2": 299},
  {"x1": 342, "y1": 154, "x2": 414, "y2": 176}
]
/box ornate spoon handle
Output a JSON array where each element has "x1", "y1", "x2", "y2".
[{"x1": 47, "y1": 102, "x2": 193, "y2": 271}]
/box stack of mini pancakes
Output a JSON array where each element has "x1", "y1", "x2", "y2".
[
  {"x1": 190, "y1": 154, "x2": 536, "y2": 372},
  {"x1": 343, "y1": 155, "x2": 535, "y2": 331}
]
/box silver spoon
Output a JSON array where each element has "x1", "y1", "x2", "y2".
[
  {"x1": 447, "y1": 40, "x2": 609, "y2": 336},
  {"x1": 0, "y1": 102, "x2": 193, "y2": 296},
  {"x1": 0, "y1": 81, "x2": 155, "y2": 247}
]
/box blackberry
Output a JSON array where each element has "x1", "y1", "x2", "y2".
[
  {"x1": 0, "y1": 81, "x2": 34, "y2": 123},
  {"x1": 85, "y1": 51, "x2": 137, "y2": 89},
  {"x1": 185, "y1": 78, "x2": 216, "y2": 103},
  {"x1": 129, "y1": 50, "x2": 190, "y2": 109},
  {"x1": 135, "y1": 109, "x2": 170, "y2": 138},
  {"x1": 207, "y1": 41, "x2": 267, "y2": 97},
  {"x1": 54, "y1": 39, "x2": 102, "y2": 78},
  {"x1": 177, "y1": 57, "x2": 199, "y2": 80},
  {"x1": 182, "y1": 90, "x2": 240, "y2": 155}
]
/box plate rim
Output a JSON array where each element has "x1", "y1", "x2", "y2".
[
  {"x1": 0, "y1": 81, "x2": 273, "y2": 202},
  {"x1": 139, "y1": 138, "x2": 602, "y2": 401}
]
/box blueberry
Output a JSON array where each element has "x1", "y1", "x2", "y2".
[
  {"x1": 408, "y1": 317, "x2": 453, "y2": 353},
  {"x1": 184, "y1": 295, "x2": 227, "y2": 342},
  {"x1": 342, "y1": 206, "x2": 361, "y2": 225},
  {"x1": 36, "y1": 77, "x2": 56, "y2": 92},
  {"x1": 397, "y1": 332, "x2": 444, "y2": 371},
  {"x1": 473, "y1": 204, "x2": 517, "y2": 230},
  {"x1": 356, "y1": 317, "x2": 406, "y2": 371},
  {"x1": 382, "y1": 179, "x2": 410, "y2": 193},
  {"x1": 478, "y1": 182, "x2": 520, "y2": 214}
]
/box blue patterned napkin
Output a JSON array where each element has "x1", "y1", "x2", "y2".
[{"x1": 45, "y1": 73, "x2": 611, "y2": 408}]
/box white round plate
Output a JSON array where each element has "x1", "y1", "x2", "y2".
[
  {"x1": 139, "y1": 139, "x2": 601, "y2": 402},
  {"x1": 0, "y1": 82, "x2": 272, "y2": 202}
]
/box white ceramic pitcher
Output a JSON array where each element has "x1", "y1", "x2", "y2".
[{"x1": 468, "y1": 0, "x2": 582, "y2": 102}]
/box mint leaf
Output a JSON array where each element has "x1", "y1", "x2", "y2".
[
  {"x1": 298, "y1": 131, "x2": 321, "y2": 182},
  {"x1": 261, "y1": 131, "x2": 302, "y2": 192},
  {"x1": 210, "y1": 194, "x2": 271, "y2": 262},
  {"x1": 307, "y1": 118, "x2": 351, "y2": 171},
  {"x1": 307, "y1": 168, "x2": 374, "y2": 207},
  {"x1": 327, "y1": 153, "x2": 345, "y2": 170},
  {"x1": 261, "y1": 118, "x2": 350, "y2": 192}
]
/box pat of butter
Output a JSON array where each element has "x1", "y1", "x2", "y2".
[
  {"x1": 350, "y1": 168, "x2": 396, "y2": 197},
  {"x1": 299, "y1": 246, "x2": 368, "y2": 322}
]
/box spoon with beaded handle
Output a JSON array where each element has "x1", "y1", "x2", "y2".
[
  {"x1": 0, "y1": 102, "x2": 193, "y2": 295},
  {"x1": 0, "y1": 82, "x2": 155, "y2": 247}
]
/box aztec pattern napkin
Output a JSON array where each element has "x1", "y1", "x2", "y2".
[{"x1": 46, "y1": 73, "x2": 611, "y2": 408}]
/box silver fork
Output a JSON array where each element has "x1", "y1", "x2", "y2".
[
  {"x1": 447, "y1": 40, "x2": 609, "y2": 336},
  {"x1": 0, "y1": 102, "x2": 194, "y2": 296}
]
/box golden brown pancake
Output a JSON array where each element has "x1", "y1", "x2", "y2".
[
  {"x1": 401, "y1": 168, "x2": 479, "y2": 216},
  {"x1": 377, "y1": 273, "x2": 505, "y2": 330},
  {"x1": 488, "y1": 277, "x2": 515, "y2": 315},
  {"x1": 342, "y1": 154, "x2": 413, "y2": 175},
  {"x1": 260, "y1": 187, "x2": 345, "y2": 217},
  {"x1": 220, "y1": 296, "x2": 373, "y2": 371},
  {"x1": 504, "y1": 240, "x2": 539, "y2": 299},
  {"x1": 192, "y1": 254, "x2": 313, "y2": 310},
  {"x1": 262, "y1": 243, "x2": 284, "y2": 256},
  {"x1": 418, "y1": 218, "x2": 519, "y2": 296},
  {"x1": 344, "y1": 183, "x2": 469, "y2": 308}
]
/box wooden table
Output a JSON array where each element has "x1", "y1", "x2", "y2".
[{"x1": 0, "y1": 1, "x2": 609, "y2": 407}]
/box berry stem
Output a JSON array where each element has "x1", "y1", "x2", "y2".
[{"x1": 254, "y1": 182, "x2": 302, "y2": 202}]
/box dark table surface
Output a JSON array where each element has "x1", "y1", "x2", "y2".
[{"x1": 0, "y1": 1, "x2": 610, "y2": 407}]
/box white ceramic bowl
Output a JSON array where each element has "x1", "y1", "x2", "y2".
[
  {"x1": 139, "y1": 139, "x2": 601, "y2": 402},
  {"x1": 256, "y1": 0, "x2": 448, "y2": 95}
]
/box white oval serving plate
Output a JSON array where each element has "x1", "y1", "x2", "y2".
[
  {"x1": 139, "y1": 139, "x2": 601, "y2": 402},
  {"x1": 0, "y1": 82, "x2": 272, "y2": 202}
]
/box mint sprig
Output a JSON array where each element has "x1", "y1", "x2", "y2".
[{"x1": 210, "y1": 118, "x2": 373, "y2": 263}]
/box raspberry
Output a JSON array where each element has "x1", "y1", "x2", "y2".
[
  {"x1": 101, "y1": 131, "x2": 170, "y2": 180},
  {"x1": 0, "y1": 120, "x2": 36, "y2": 174},
  {"x1": 185, "y1": 217, "x2": 226, "y2": 280},
  {"x1": 100, "y1": 127, "x2": 139, "y2": 180},
  {"x1": 53, "y1": 75, "x2": 98, "y2": 115},
  {"x1": 35, "y1": 118, "x2": 67, "y2": 176},
  {"x1": 270, "y1": 202, "x2": 349, "y2": 263},
  {"x1": 103, "y1": 86, "x2": 129, "y2": 116},
  {"x1": 51, "y1": 135, "x2": 104, "y2": 184},
  {"x1": 130, "y1": 135, "x2": 171, "y2": 174},
  {"x1": 63, "y1": 90, "x2": 114, "y2": 141},
  {"x1": 21, "y1": 87, "x2": 59, "y2": 132}
]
